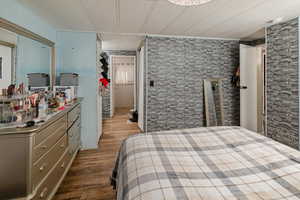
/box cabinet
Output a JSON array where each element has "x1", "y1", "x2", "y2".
[{"x1": 0, "y1": 99, "x2": 82, "y2": 200}]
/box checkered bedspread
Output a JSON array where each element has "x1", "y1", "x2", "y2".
[{"x1": 112, "y1": 126, "x2": 300, "y2": 200}]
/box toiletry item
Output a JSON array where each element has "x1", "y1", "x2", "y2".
[
  {"x1": 16, "y1": 112, "x2": 22, "y2": 122},
  {"x1": 38, "y1": 96, "x2": 48, "y2": 119},
  {"x1": 58, "y1": 96, "x2": 65, "y2": 108},
  {"x1": 18, "y1": 83, "x2": 25, "y2": 95},
  {"x1": 35, "y1": 100, "x2": 39, "y2": 118},
  {"x1": 65, "y1": 89, "x2": 72, "y2": 103},
  {"x1": 48, "y1": 97, "x2": 59, "y2": 109},
  {"x1": 29, "y1": 94, "x2": 39, "y2": 118},
  {"x1": 2, "y1": 89, "x2": 7, "y2": 96},
  {"x1": 7, "y1": 84, "x2": 15, "y2": 97}
]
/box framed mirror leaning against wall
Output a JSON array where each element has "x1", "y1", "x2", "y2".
[{"x1": 204, "y1": 78, "x2": 225, "y2": 127}]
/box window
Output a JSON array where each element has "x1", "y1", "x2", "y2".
[{"x1": 113, "y1": 57, "x2": 134, "y2": 85}]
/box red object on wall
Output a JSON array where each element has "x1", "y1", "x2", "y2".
[{"x1": 99, "y1": 78, "x2": 109, "y2": 87}]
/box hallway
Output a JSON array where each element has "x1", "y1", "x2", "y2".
[{"x1": 53, "y1": 108, "x2": 140, "y2": 200}]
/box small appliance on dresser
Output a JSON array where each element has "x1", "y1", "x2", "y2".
[
  {"x1": 27, "y1": 73, "x2": 50, "y2": 87},
  {"x1": 59, "y1": 73, "x2": 79, "y2": 86}
]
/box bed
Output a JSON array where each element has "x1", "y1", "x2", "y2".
[{"x1": 112, "y1": 126, "x2": 300, "y2": 200}]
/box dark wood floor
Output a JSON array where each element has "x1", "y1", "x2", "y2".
[{"x1": 53, "y1": 108, "x2": 140, "y2": 200}]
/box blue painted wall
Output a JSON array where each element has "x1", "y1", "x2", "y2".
[
  {"x1": 0, "y1": 0, "x2": 56, "y2": 42},
  {"x1": 0, "y1": 0, "x2": 54, "y2": 86},
  {"x1": 57, "y1": 31, "x2": 98, "y2": 149},
  {"x1": 0, "y1": 0, "x2": 100, "y2": 149},
  {"x1": 16, "y1": 35, "x2": 51, "y2": 85}
]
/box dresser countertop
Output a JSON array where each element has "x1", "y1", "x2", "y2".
[{"x1": 0, "y1": 98, "x2": 83, "y2": 136}]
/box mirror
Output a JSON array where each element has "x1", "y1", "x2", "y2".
[
  {"x1": 0, "y1": 18, "x2": 55, "y2": 90},
  {"x1": 0, "y1": 28, "x2": 16, "y2": 89},
  {"x1": 16, "y1": 35, "x2": 51, "y2": 87},
  {"x1": 0, "y1": 28, "x2": 51, "y2": 89},
  {"x1": 204, "y1": 78, "x2": 224, "y2": 126}
]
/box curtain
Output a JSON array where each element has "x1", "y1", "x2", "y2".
[{"x1": 113, "y1": 56, "x2": 134, "y2": 86}]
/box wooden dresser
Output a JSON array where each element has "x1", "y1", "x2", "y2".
[{"x1": 0, "y1": 99, "x2": 82, "y2": 200}]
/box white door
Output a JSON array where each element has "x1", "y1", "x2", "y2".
[
  {"x1": 0, "y1": 45, "x2": 12, "y2": 89},
  {"x1": 240, "y1": 44, "x2": 260, "y2": 132},
  {"x1": 138, "y1": 47, "x2": 144, "y2": 131}
]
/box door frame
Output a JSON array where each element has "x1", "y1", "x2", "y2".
[
  {"x1": 0, "y1": 40, "x2": 16, "y2": 86},
  {"x1": 257, "y1": 45, "x2": 266, "y2": 134},
  {"x1": 138, "y1": 46, "x2": 145, "y2": 131},
  {"x1": 0, "y1": 43, "x2": 14, "y2": 88},
  {"x1": 109, "y1": 55, "x2": 136, "y2": 117}
]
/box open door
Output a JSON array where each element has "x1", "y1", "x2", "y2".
[
  {"x1": 138, "y1": 46, "x2": 144, "y2": 131},
  {"x1": 0, "y1": 45, "x2": 12, "y2": 89},
  {"x1": 240, "y1": 44, "x2": 261, "y2": 132}
]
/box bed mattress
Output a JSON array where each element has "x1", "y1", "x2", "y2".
[{"x1": 112, "y1": 126, "x2": 300, "y2": 200}]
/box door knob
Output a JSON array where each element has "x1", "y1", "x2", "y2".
[{"x1": 239, "y1": 86, "x2": 248, "y2": 89}]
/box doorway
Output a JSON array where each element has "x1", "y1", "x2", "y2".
[
  {"x1": 110, "y1": 55, "x2": 136, "y2": 117},
  {"x1": 240, "y1": 44, "x2": 266, "y2": 134},
  {"x1": 0, "y1": 44, "x2": 12, "y2": 89}
]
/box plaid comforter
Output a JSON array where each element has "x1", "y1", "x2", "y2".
[{"x1": 112, "y1": 126, "x2": 300, "y2": 200}]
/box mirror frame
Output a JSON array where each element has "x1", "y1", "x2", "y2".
[
  {"x1": 0, "y1": 17, "x2": 55, "y2": 88},
  {"x1": 0, "y1": 40, "x2": 16, "y2": 84},
  {"x1": 204, "y1": 78, "x2": 225, "y2": 127}
]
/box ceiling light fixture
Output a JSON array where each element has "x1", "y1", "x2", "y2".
[
  {"x1": 274, "y1": 17, "x2": 283, "y2": 23},
  {"x1": 167, "y1": 0, "x2": 212, "y2": 6}
]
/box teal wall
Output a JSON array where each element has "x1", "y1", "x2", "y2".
[
  {"x1": 0, "y1": 0, "x2": 54, "y2": 86},
  {"x1": 57, "y1": 31, "x2": 98, "y2": 149},
  {"x1": 16, "y1": 36, "x2": 51, "y2": 85},
  {"x1": 0, "y1": 0, "x2": 56, "y2": 42},
  {"x1": 0, "y1": 0, "x2": 99, "y2": 149}
]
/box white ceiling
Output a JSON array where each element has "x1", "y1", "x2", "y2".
[
  {"x1": 101, "y1": 34, "x2": 144, "y2": 51},
  {"x1": 18, "y1": 0, "x2": 300, "y2": 40}
]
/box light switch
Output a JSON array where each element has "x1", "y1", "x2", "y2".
[{"x1": 150, "y1": 80, "x2": 154, "y2": 87}]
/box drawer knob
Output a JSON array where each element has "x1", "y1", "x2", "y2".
[
  {"x1": 61, "y1": 162, "x2": 65, "y2": 169},
  {"x1": 40, "y1": 187, "x2": 48, "y2": 198},
  {"x1": 41, "y1": 145, "x2": 47, "y2": 149},
  {"x1": 60, "y1": 144, "x2": 65, "y2": 148},
  {"x1": 39, "y1": 163, "x2": 46, "y2": 172}
]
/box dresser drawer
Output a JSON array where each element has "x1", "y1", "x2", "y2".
[
  {"x1": 32, "y1": 135, "x2": 67, "y2": 189},
  {"x1": 32, "y1": 150, "x2": 70, "y2": 200},
  {"x1": 33, "y1": 118, "x2": 67, "y2": 162},
  {"x1": 69, "y1": 135, "x2": 80, "y2": 155},
  {"x1": 34, "y1": 115, "x2": 67, "y2": 147},
  {"x1": 67, "y1": 105, "x2": 80, "y2": 128},
  {"x1": 68, "y1": 118, "x2": 81, "y2": 154},
  {"x1": 68, "y1": 117, "x2": 80, "y2": 138}
]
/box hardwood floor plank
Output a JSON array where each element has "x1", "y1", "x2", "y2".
[{"x1": 53, "y1": 108, "x2": 140, "y2": 200}]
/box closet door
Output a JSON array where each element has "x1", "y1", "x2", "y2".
[{"x1": 240, "y1": 44, "x2": 259, "y2": 132}]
